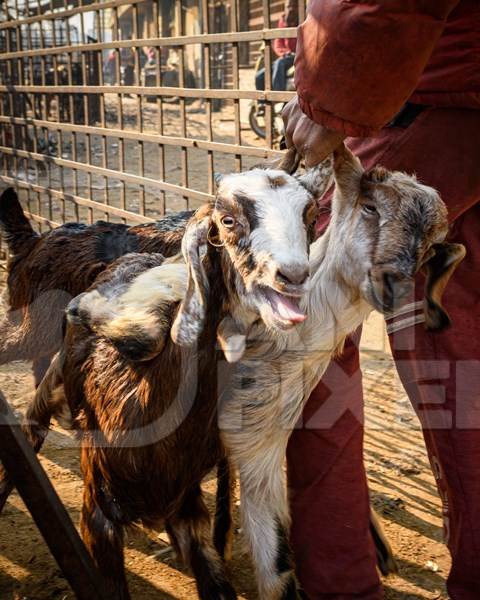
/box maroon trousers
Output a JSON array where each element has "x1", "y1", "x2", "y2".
[{"x1": 287, "y1": 107, "x2": 480, "y2": 599}]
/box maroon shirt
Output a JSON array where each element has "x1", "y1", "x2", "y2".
[{"x1": 294, "y1": 0, "x2": 480, "y2": 137}]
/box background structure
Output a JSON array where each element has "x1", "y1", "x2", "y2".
[{"x1": 0, "y1": 0, "x2": 301, "y2": 263}]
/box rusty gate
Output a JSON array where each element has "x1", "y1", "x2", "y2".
[{"x1": 0, "y1": 0, "x2": 303, "y2": 258}]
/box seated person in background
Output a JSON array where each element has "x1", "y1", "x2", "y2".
[{"x1": 255, "y1": 0, "x2": 298, "y2": 93}]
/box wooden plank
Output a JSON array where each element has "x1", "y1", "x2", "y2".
[{"x1": 0, "y1": 391, "x2": 110, "y2": 600}]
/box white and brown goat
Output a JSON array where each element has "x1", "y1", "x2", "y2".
[{"x1": 216, "y1": 146, "x2": 465, "y2": 599}]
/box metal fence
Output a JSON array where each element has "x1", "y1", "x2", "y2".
[{"x1": 0, "y1": 0, "x2": 302, "y2": 255}]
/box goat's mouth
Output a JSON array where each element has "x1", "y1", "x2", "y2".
[{"x1": 257, "y1": 285, "x2": 307, "y2": 328}]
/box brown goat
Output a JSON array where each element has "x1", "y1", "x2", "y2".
[{"x1": 0, "y1": 186, "x2": 191, "y2": 384}]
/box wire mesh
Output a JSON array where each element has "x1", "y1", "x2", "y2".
[{"x1": 0, "y1": 0, "x2": 301, "y2": 250}]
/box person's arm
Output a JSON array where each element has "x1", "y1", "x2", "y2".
[{"x1": 294, "y1": 0, "x2": 461, "y2": 138}]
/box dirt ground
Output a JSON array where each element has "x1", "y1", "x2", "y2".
[
  {"x1": 0, "y1": 87, "x2": 451, "y2": 599},
  {"x1": 0, "y1": 299, "x2": 450, "y2": 600}
]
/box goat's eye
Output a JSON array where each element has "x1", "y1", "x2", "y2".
[
  {"x1": 221, "y1": 215, "x2": 235, "y2": 229},
  {"x1": 362, "y1": 204, "x2": 378, "y2": 216}
]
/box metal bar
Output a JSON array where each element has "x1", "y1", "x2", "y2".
[
  {"x1": 111, "y1": 5, "x2": 126, "y2": 214},
  {"x1": 96, "y1": 6, "x2": 109, "y2": 220},
  {"x1": 153, "y1": 0, "x2": 166, "y2": 214},
  {"x1": 0, "y1": 391, "x2": 110, "y2": 600},
  {"x1": 0, "y1": 29, "x2": 298, "y2": 60},
  {"x1": 176, "y1": 0, "x2": 188, "y2": 209},
  {"x1": 201, "y1": 0, "x2": 214, "y2": 194},
  {"x1": 133, "y1": 2, "x2": 145, "y2": 216},
  {"x1": 230, "y1": 0, "x2": 242, "y2": 173},
  {"x1": 0, "y1": 146, "x2": 212, "y2": 202},
  {"x1": 262, "y1": 0, "x2": 273, "y2": 148},
  {"x1": 0, "y1": 117, "x2": 282, "y2": 158},
  {"x1": 0, "y1": 0, "x2": 145, "y2": 30},
  {"x1": 0, "y1": 85, "x2": 294, "y2": 102},
  {"x1": 0, "y1": 175, "x2": 155, "y2": 223},
  {"x1": 79, "y1": 1, "x2": 94, "y2": 224}
]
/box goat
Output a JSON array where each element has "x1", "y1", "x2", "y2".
[
  {"x1": 0, "y1": 186, "x2": 191, "y2": 384},
  {"x1": 215, "y1": 146, "x2": 465, "y2": 599},
  {"x1": 1, "y1": 164, "x2": 326, "y2": 600},
  {"x1": 1, "y1": 147, "x2": 464, "y2": 599}
]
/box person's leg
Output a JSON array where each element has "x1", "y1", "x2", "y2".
[
  {"x1": 354, "y1": 106, "x2": 480, "y2": 599},
  {"x1": 291, "y1": 107, "x2": 480, "y2": 599},
  {"x1": 287, "y1": 112, "x2": 422, "y2": 600},
  {"x1": 287, "y1": 336, "x2": 383, "y2": 599},
  {"x1": 272, "y1": 54, "x2": 295, "y2": 91},
  {"x1": 388, "y1": 202, "x2": 480, "y2": 600}
]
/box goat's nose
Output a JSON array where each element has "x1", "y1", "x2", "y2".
[
  {"x1": 275, "y1": 265, "x2": 309, "y2": 287},
  {"x1": 373, "y1": 269, "x2": 413, "y2": 309}
]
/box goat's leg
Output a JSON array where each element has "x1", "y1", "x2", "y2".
[
  {"x1": 166, "y1": 485, "x2": 237, "y2": 600},
  {"x1": 0, "y1": 292, "x2": 70, "y2": 367},
  {"x1": 0, "y1": 313, "x2": 35, "y2": 365},
  {"x1": 80, "y1": 474, "x2": 130, "y2": 600},
  {"x1": 0, "y1": 354, "x2": 64, "y2": 513},
  {"x1": 239, "y1": 464, "x2": 300, "y2": 600},
  {"x1": 223, "y1": 425, "x2": 300, "y2": 600},
  {"x1": 213, "y1": 456, "x2": 236, "y2": 561},
  {"x1": 33, "y1": 354, "x2": 53, "y2": 388},
  {"x1": 370, "y1": 506, "x2": 397, "y2": 575}
]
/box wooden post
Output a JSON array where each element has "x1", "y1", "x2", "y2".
[{"x1": 0, "y1": 391, "x2": 110, "y2": 600}]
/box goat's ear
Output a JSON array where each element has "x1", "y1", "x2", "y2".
[
  {"x1": 422, "y1": 242, "x2": 466, "y2": 331},
  {"x1": 217, "y1": 316, "x2": 247, "y2": 363},
  {"x1": 171, "y1": 216, "x2": 210, "y2": 347},
  {"x1": 333, "y1": 143, "x2": 364, "y2": 200},
  {"x1": 297, "y1": 155, "x2": 334, "y2": 200}
]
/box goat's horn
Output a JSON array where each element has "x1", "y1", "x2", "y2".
[{"x1": 278, "y1": 147, "x2": 301, "y2": 175}]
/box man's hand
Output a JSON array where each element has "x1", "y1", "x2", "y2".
[{"x1": 282, "y1": 96, "x2": 346, "y2": 168}]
